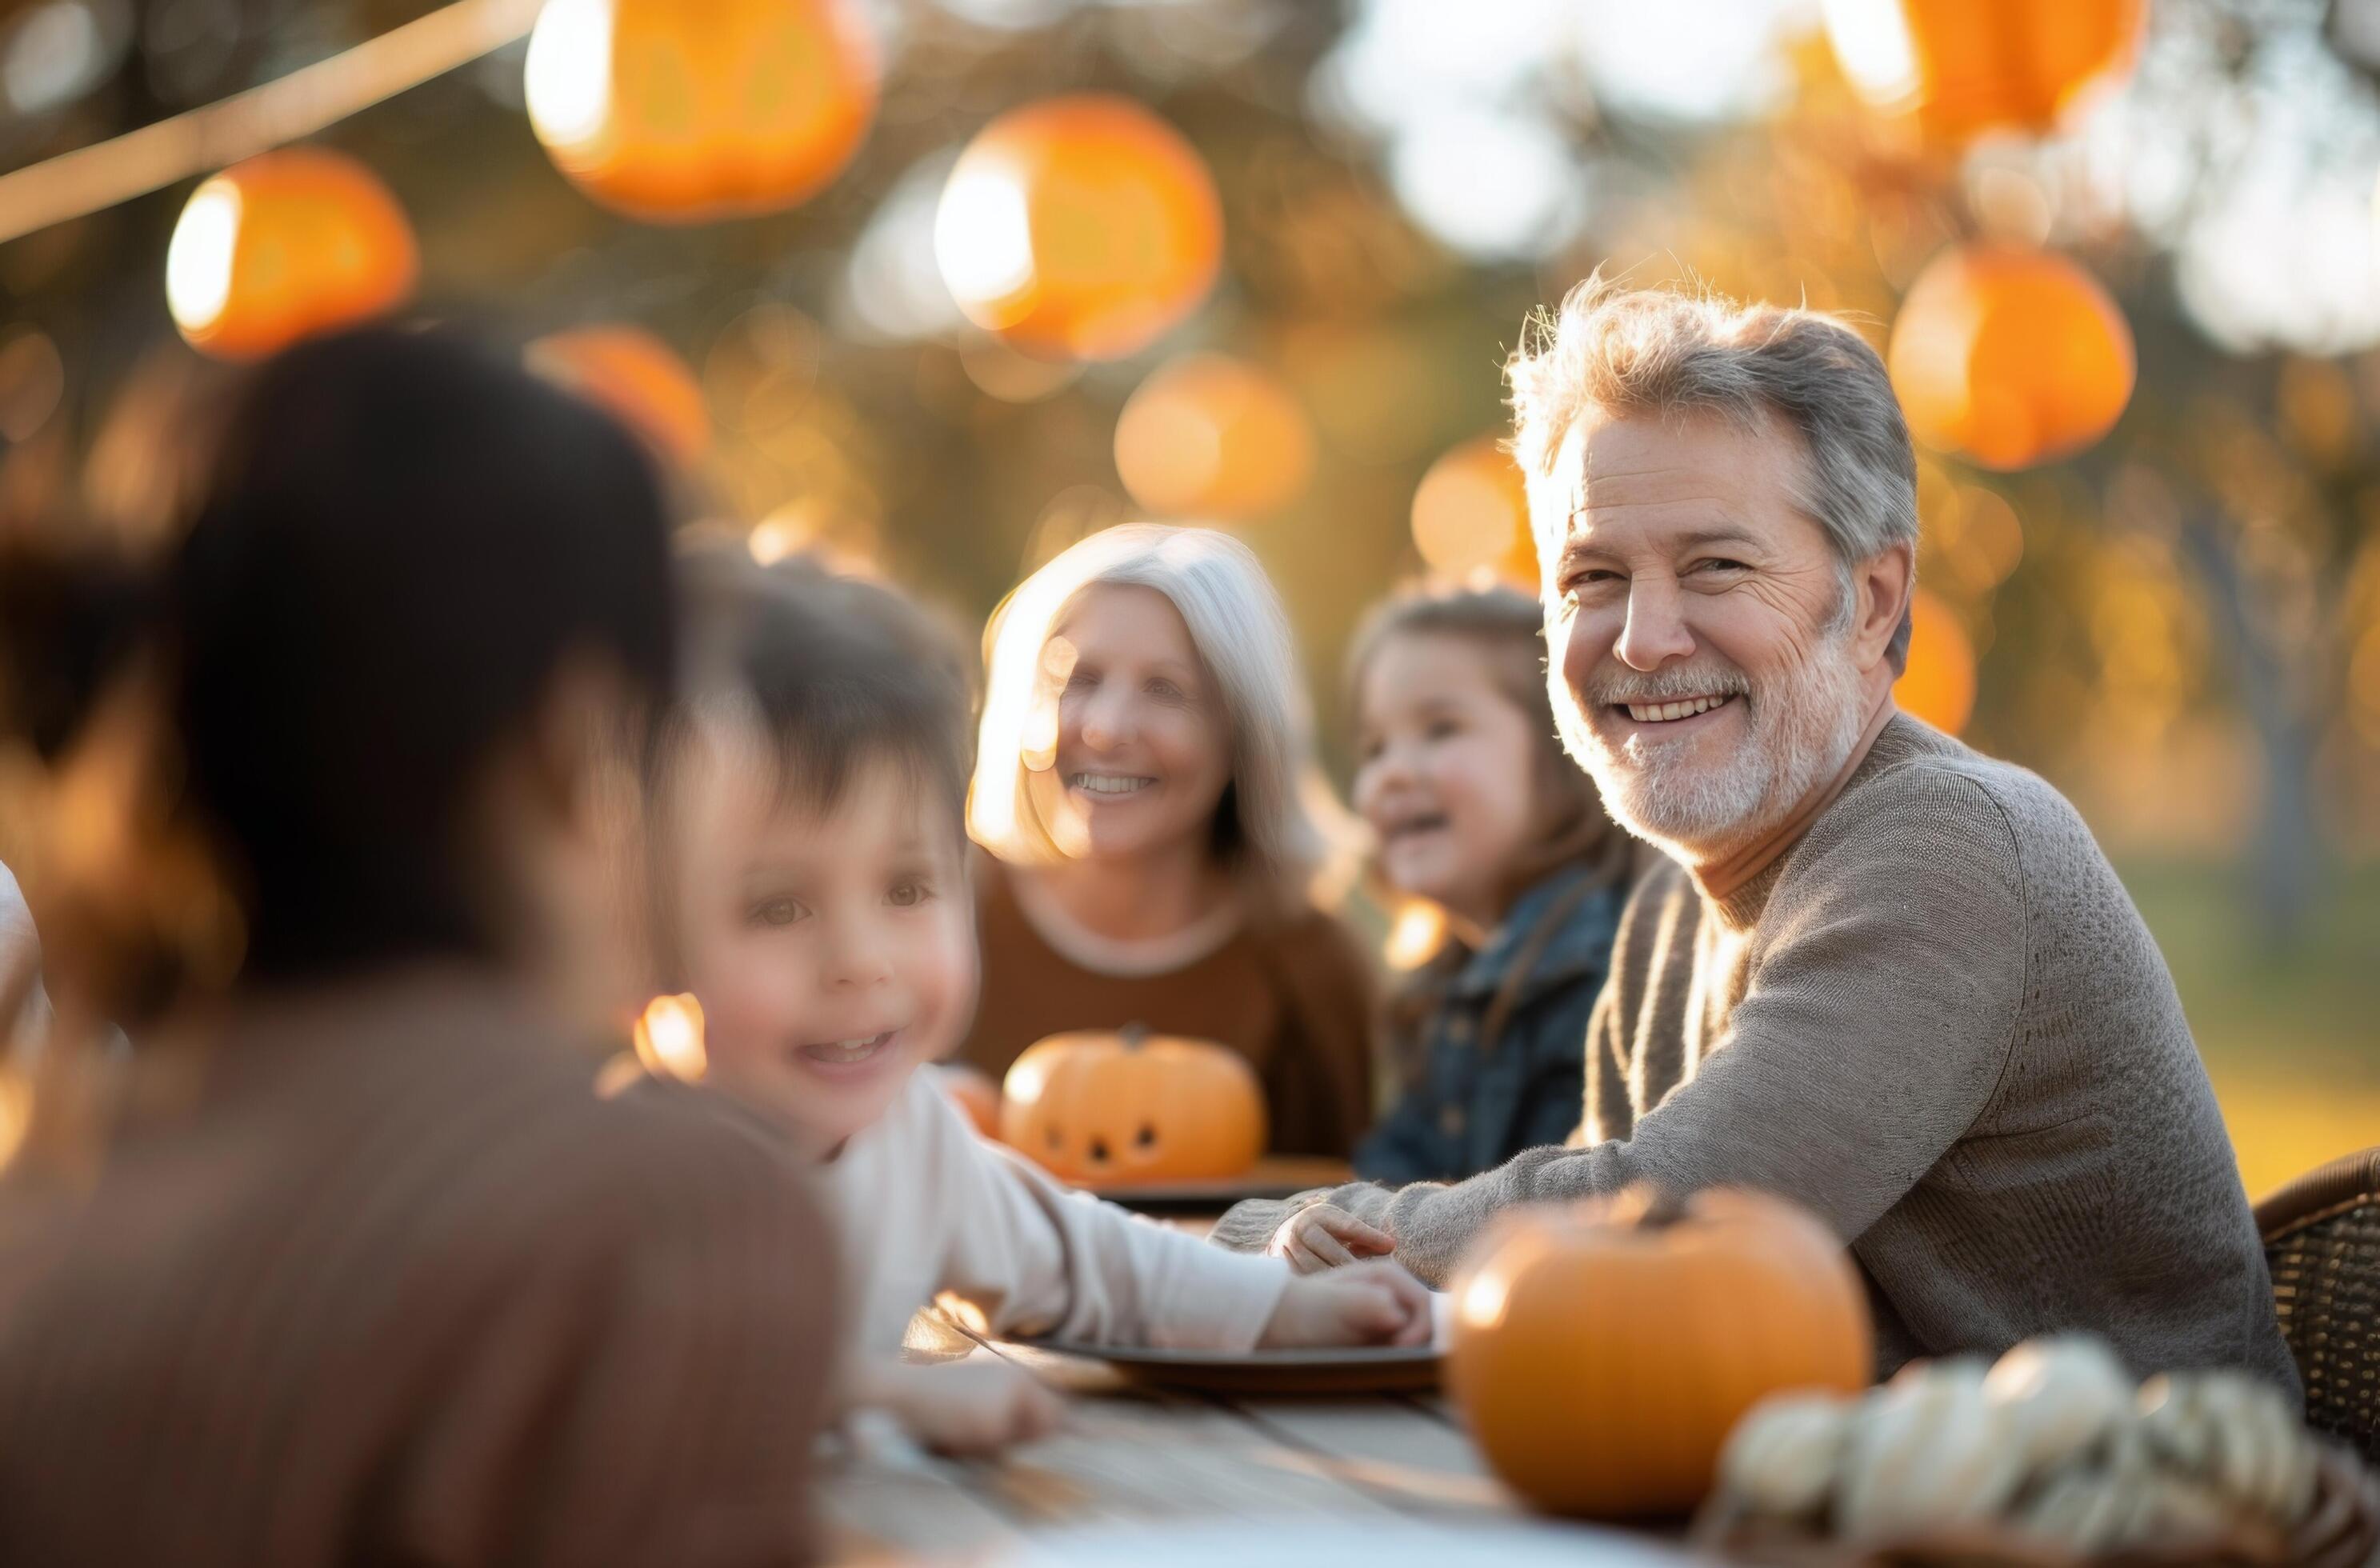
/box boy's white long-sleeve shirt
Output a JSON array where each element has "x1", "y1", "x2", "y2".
[{"x1": 819, "y1": 1072, "x2": 1291, "y2": 1354}]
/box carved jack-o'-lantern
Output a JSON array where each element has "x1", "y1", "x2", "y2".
[{"x1": 1000, "y1": 1023, "x2": 1266, "y2": 1185}]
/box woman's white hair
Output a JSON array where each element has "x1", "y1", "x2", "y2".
[{"x1": 970, "y1": 524, "x2": 1350, "y2": 912}]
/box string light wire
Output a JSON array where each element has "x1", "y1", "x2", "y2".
[{"x1": 0, "y1": 0, "x2": 542, "y2": 246}]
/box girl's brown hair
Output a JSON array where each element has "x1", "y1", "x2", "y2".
[{"x1": 1347, "y1": 583, "x2": 1623, "y2": 915}]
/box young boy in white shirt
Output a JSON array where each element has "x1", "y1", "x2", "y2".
[{"x1": 657, "y1": 553, "x2": 1429, "y2": 1452}]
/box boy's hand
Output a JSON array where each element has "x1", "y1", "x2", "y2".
[
  {"x1": 863, "y1": 1357, "x2": 1066, "y2": 1458},
  {"x1": 1265, "y1": 1202, "x2": 1394, "y2": 1274},
  {"x1": 1258, "y1": 1260, "x2": 1433, "y2": 1350}
]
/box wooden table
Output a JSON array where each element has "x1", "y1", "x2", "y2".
[
  {"x1": 818, "y1": 1335, "x2": 1524, "y2": 1563},
  {"x1": 818, "y1": 1182, "x2": 1702, "y2": 1563}
]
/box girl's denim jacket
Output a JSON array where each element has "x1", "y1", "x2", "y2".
[{"x1": 1353, "y1": 859, "x2": 1629, "y2": 1185}]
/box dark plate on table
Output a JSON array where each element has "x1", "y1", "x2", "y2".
[{"x1": 1077, "y1": 1155, "x2": 1353, "y2": 1214}]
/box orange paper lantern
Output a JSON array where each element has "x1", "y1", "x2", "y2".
[
  {"x1": 1824, "y1": 0, "x2": 2146, "y2": 143},
  {"x1": 1447, "y1": 1185, "x2": 1872, "y2": 1518},
  {"x1": 936, "y1": 94, "x2": 1223, "y2": 362},
  {"x1": 1114, "y1": 353, "x2": 1314, "y2": 521},
  {"x1": 1895, "y1": 587, "x2": 1978, "y2": 735},
  {"x1": 526, "y1": 325, "x2": 710, "y2": 470},
  {"x1": 525, "y1": 0, "x2": 878, "y2": 223},
  {"x1": 1411, "y1": 435, "x2": 1538, "y2": 590},
  {"x1": 1888, "y1": 245, "x2": 2135, "y2": 471},
  {"x1": 165, "y1": 148, "x2": 418, "y2": 362}
]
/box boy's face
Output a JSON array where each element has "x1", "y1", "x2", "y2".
[{"x1": 676, "y1": 728, "x2": 977, "y2": 1150}]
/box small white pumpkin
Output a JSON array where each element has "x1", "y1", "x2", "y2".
[
  {"x1": 2014, "y1": 1459, "x2": 2147, "y2": 1555},
  {"x1": 1982, "y1": 1335, "x2": 2136, "y2": 1471},
  {"x1": 1715, "y1": 1394, "x2": 1854, "y2": 1519},
  {"x1": 2139, "y1": 1371, "x2": 2318, "y2": 1524},
  {"x1": 1836, "y1": 1360, "x2": 2028, "y2": 1540}
]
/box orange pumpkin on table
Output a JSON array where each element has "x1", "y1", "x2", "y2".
[
  {"x1": 165, "y1": 147, "x2": 418, "y2": 361},
  {"x1": 524, "y1": 0, "x2": 879, "y2": 222},
  {"x1": 1000, "y1": 1023, "x2": 1265, "y2": 1186},
  {"x1": 1446, "y1": 1184, "x2": 1872, "y2": 1519}
]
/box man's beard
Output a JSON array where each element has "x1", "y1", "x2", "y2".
[{"x1": 1553, "y1": 625, "x2": 1870, "y2": 865}]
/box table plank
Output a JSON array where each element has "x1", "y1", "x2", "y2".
[
  {"x1": 1010, "y1": 1391, "x2": 1410, "y2": 1526},
  {"x1": 1222, "y1": 1395, "x2": 1516, "y2": 1517},
  {"x1": 820, "y1": 1347, "x2": 1411, "y2": 1563}
]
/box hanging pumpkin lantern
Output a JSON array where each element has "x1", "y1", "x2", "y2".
[
  {"x1": 526, "y1": 325, "x2": 710, "y2": 470},
  {"x1": 1446, "y1": 1184, "x2": 1872, "y2": 1518},
  {"x1": 1822, "y1": 0, "x2": 2146, "y2": 144},
  {"x1": 936, "y1": 94, "x2": 1222, "y2": 362},
  {"x1": 1895, "y1": 587, "x2": 1978, "y2": 734},
  {"x1": 1411, "y1": 435, "x2": 1538, "y2": 590},
  {"x1": 1888, "y1": 245, "x2": 2134, "y2": 471},
  {"x1": 524, "y1": 0, "x2": 878, "y2": 223},
  {"x1": 165, "y1": 147, "x2": 418, "y2": 362},
  {"x1": 1000, "y1": 1023, "x2": 1265, "y2": 1186},
  {"x1": 1114, "y1": 353, "x2": 1314, "y2": 521}
]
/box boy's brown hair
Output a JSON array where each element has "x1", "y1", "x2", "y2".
[
  {"x1": 671, "y1": 547, "x2": 975, "y2": 830},
  {"x1": 647, "y1": 548, "x2": 976, "y2": 989}
]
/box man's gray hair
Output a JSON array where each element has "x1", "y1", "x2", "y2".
[{"x1": 1506, "y1": 274, "x2": 1920, "y2": 640}]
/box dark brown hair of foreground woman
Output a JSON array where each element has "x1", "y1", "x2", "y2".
[{"x1": 0, "y1": 327, "x2": 837, "y2": 1567}]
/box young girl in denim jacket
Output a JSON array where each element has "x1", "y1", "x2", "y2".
[{"x1": 1348, "y1": 586, "x2": 1636, "y2": 1189}]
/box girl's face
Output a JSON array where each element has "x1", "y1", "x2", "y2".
[
  {"x1": 1025, "y1": 583, "x2": 1234, "y2": 866},
  {"x1": 675, "y1": 730, "x2": 977, "y2": 1150},
  {"x1": 1353, "y1": 634, "x2": 1543, "y2": 930}
]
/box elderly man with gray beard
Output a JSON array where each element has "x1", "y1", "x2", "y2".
[{"x1": 1214, "y1": 278, "x2": 2296, "y2": 1392}]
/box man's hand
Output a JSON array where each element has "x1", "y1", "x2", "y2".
[
  {"x1": 1258, "y1": 1259, "x2": 1433, "y2": 1349},
  {"x1": 1266, "y1": 1202, "x2": 1395, "y2": 1274}
]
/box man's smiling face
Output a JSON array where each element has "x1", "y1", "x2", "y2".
[{"x1": 1541, "y1": 409, "x2": 1877, "y2": 864}]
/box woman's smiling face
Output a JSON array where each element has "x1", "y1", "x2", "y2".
[
  {"x1": 1025, "y1": 583, "x2": 1234, "y2": 866},
  {"x1": 674, "y1": 726, "x2": 976, "y2": 1150}
]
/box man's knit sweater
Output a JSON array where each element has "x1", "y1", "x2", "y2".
[{"x1": 1214, "y1": 716, "x2": 2297, "y2": 1392}]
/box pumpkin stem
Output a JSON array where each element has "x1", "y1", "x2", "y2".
[{"x1": 1120, "y1": 1022, "x2": 1149, "y2": 1050}]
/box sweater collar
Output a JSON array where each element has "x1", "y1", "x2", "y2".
[{"x1": 1693, "y1": 687, "x2": 1901, "y2": 929}]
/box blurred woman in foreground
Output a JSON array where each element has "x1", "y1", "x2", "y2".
[{"x1": 0, "y1": 329, "x2": 836, "y2": 1566}]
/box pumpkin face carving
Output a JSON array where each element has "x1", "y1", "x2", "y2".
[
  {"x1": 1446, "y1": 1184, "x2": 1873, "y2": 1518},
  {"x1": 999, "y1": 1025, "x2": 1264, "y2": 1186}
]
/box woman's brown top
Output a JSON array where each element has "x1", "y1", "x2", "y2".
[
  {"x1": 959, "y1": 857, "x2": 1378, "y2": 1158},
  {"x1": 0, "y1": 968, "x2": 838, "y2": 1567}
]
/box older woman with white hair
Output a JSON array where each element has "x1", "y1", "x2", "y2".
[
  {"x1": 1214, "y1": 278, "x2": 2297, "y2": 1394},
  {"x1": 959, "y1": 524, "x2": 1376, "y2": 1159}
]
